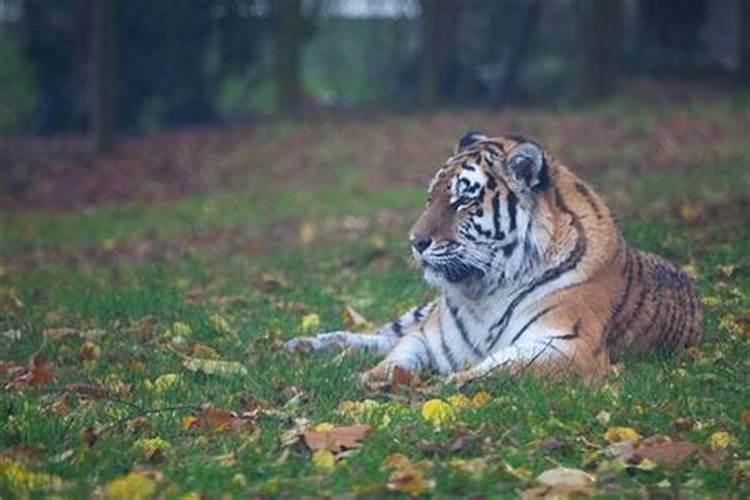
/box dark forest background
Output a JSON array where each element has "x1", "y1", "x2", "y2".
[{"x1": 1, "y1": 0, "x2": 747, "y2": 151}]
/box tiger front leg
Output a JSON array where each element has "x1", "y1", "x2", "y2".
[
  {"x1": 362, "y1": 333, "x2": 433, "y2": 382},
  {"x1": 283, "y1": 331, "x2": 400, "y2": 356}
]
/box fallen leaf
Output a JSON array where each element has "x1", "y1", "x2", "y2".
[
  {"x1": 133, "y1": 437, "x2": 171, "y2": 461},
  {"x1": 312, "y1": 449, "x2": 336, "y2": 471},
  {"x1": 604, "y1": 426, "x2": 641, "y2": 444},
  {"x1": 627, "y1": 441, "x2": 698, "y2": 468},
  {"x1": 596, "y1": 410, "x2": 611, "y2": 426},
  {"x1": 521, "y1": 484, "x2": 594, "y2": 499},
  {"x1": 191, "y1": 342, "x2": 220, "y2": 359},
  {"x1": 104, "y1": 471, "x2": 157, "y2": 500},
  {"x1": 300, "y1": 313, "x2": 320, "y2": 333},
  {"x1": 471, "y1": 390, "x2": 491, "y2": 407},
  {"x1": 709, "y1": 431, "x2": 731, "y2": 450},
  {"x1": 537, "y1": 466, "x2": 595, "y2": 487},
  {"x1": 447, "y1": 394, "x2": 473, "y2": 410},
  {"x1": 255, "y1": 272, "x2": 289, "y2": 292},
  {"x1": 5, "y1": 354, "x2": 56, "y2": 391},
  {"x1": 151, "y1": 373, "x2": 181, "y2": 392},
  {"x1": 0, "y1": 457, "x2": 65, "y2": 495},
  {"x1": 421, "y1": 399, "x2": 455, "y2": 427},
  {"x1": 79, "y1": 341, "x2": 101, "y2": 361},
  {"x1": 391, "y1": 365, "x2": 416, "y2": 389},
  {"x1": 209, "y1": 314, "x2": 235, "y2": 335},
  {"x1": 382, "y1": 454, "x2": 434, "y2": 496},
  {"x1": 450, "y1": 457, "x2": 489, "y2": 479},
  {"x1": 343, "y1": 306, "x2": 370, "y2": 330},
  {"x1": 181, "y1": 355, "x2": 248, "y2": 377},
  {"x1": 742, "y1": 410, "x2": 750, "y2": 426},
  {"x1": 302, "y1": 424, "x2": 371, "y2": 452}
]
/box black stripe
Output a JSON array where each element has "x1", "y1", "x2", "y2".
[
  {"x1": 501, "y1": 241, "x2": 518, "y2": 257},
  {"x1": 391, "y1": 320, "x2": 403, "y2": 336},
  {"x1": 550, "y1": 318, "x2": 582, "y2": 340},
  {"x1": 574, "y1": 181, "x2": 603, "y2": 220},
  {"x1": 596, "y1": 245, "x2": 632, "y2": 355},
  {"x1": 486, "y1": 188, "x2": 588, "y2": 349},
  {"x1": 413, "y1": 302, "x2": 430, "y2": 322},
  {"x1": 492, "y1": 193, "x2": 503, "y2": 239},
  {"x1": 415, "y1": 327, "x2": 436, "y2": 369},
  {"x1": 437, "y1": 307, "x2": 459, "y2": 371},
  {"x1": 510, "y1": 305, "x2": 558, "y2": 345},
  {"x1": 507, "y1": 192, "x2": 518, "y2": 231},
  {"x1": 447, "y1": 297, "x2": 483, "y2": 358},
  {"x1": 608, "y1": 253, "x2": 645, "y2": 351}
]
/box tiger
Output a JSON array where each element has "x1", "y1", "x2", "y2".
[{"x1": 283, "y1": 132, "x2": 702, "y2": 385}]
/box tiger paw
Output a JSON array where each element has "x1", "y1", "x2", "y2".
[{"x1": 282, "y1": 337, "x2": 316, "y2": 354}]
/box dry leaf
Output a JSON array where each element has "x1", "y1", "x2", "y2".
[
  {"x1": 343, "y1": 306, "x2": 370, "y2": 330},
  {"x1": 604, "y1": 426, "x2": 641, "y2": 444},
  {"x1": 181, "y1": 355, "x2": 248, "y2": 377},
  {"x1": 382, "y1": 454, "x2": 434, "y2": 496},
  {"x1": 302, "y1": 424, "x2": 371, "y2": 452},
  {"x1": 627, "y1": 441, "x2": 698, "y2": 468},
  {"x1": 391, "y1": 365, "x2": 416, "y2": 389},
  {"x1": 522, "y1": 484, "x2": 594, "y2": 499},
  {"x1": 191, "y1": 342, "x2": 220, "y2": 359},
  {"x1": 5, "y1": 354, "x2": 56, "y2": 391},
  {"x1": 537, "y1": 466, "x2": 595, "y2": 487}
]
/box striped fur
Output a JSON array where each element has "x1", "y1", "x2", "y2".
[{"x1": 284, "y1": 134, "x2": 702, "y2": 385}]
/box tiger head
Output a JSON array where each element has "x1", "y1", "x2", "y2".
[{"x1": 410, "y1": 132, "x2": 551, "y2": 296}]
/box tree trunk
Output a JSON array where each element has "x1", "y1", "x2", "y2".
[
  {"x1": 581, "y1": 0, "x2": 623, "y2": 100},
  {"x1": 92, "y1": 0, "x2": 116, "y2": 153},
  {"x1": 419, "y1": 0, "x2": 459, "y2": 106},
  {"x1": 741, "y1": 0, "x2": 750, "y2": 83},
  {"x1": 272, "y1": 0, "x2": 304, "y2": 115}
]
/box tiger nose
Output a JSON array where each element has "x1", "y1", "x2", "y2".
[{"x1": 411, "y1": 236, "x2": 432, "y2": 254}]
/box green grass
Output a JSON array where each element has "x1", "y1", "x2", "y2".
[{"x1": 1, "y1": 102, "x2": 749, "y2": 498}]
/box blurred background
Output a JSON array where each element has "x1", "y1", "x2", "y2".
[{"x1": 0, "y1": 0, "x2": 748, "y2": 212}]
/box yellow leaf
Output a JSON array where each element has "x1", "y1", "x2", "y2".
[
  {"x1": 171, "y1": 322, "x2": 193, "y2": 337},
  {"x1": 604, "y1": 426, "x2": 641, "y2": 444},
  {"x1": 450, "y1": 458, "x2": 488, "y2": 479},
  {"x1": 633, "y1": 457, "x2": 658, "y2": 471},
  {"x1": 343, "y1": 306, "x2": 370, "y2": 331},
  {"x1": 80, "y1": 340, "x2": 101, "y2": 360},
  {"x1": 231, "y1": 473, "x2": 247, "y2": 488},
  {"x1": 336, "y1": 399, "x2": 381, "y2": 420},
  {"x1": 301, "y1": 313, "x2": 320, "y2": 333},
  {"x1": 471, "y1": 390, "x2": 491, "y2": 407},
  {"x1": 192, "y1": 342, "x2": 220, "y2": 359},
  {"x1": 0, "y1": 457, "x2": 64, "y2": 494},
  {"x1": 209, "y1": 314, "x2": 237, "y2": 336},
  {"x1": 312, "y1": 449, "x2": 336, "y2": 471},
  {"x1": 152, "y1": 373, "x2": 181, "y2": 392},
  {"x1": 447, "y1": 394, "x2": 472, "y2": 410},
  {"x1": 387, "y1": 465, "x2": 432, "y2": 496},
  {"x1": 133, "y1": 437, "x2": 171, "y2": 460},
  {"x1": 182, "y1": 356, "x2": 248, "y2": 377},
  {"x1": 313, "y1": 422, "x2": 335, "y2": 432},
  {"x1": 709, "y1": 431, "x2": 731, "y2": 450},
  {"x1": 421, "y1": 399, "x2": 455, "y2": 427},
  {"x1": 182, "y1": 416, "x2": 200, "y2": 430},
  {"x1": 104, "y1": 472, "x2": 157, "y2": 500}
]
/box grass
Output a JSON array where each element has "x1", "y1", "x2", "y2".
[{"x1": 1, "y1": 97, "x2": 749, "y2": 498}]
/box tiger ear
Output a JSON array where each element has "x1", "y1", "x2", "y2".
[
  {"x1": 506, "y1": 141, "x2": 549, "y2": 192},
  {"x1": 454, "y1": 131, "x2": 488, "y2": 153}
]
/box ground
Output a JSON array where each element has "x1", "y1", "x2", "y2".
[{"x1": 1, "y1": 87, "x2": 749, "y2": 497}]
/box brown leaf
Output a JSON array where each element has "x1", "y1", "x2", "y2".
[
  {"x1": 65, "y1": 383, "x2": 110, "y2": 399},
  {"x1": 391, "y1": 365, "x2": 417, "y2": 390},
  {"x1": 628, "y1": 441, "x2": 698, "y2": 468},
  {"x1": 4, "y1": 354, "x2": 56, "y2": 390},
  {"x1": 302, "y1": 424, "x2": 372, "y2": 452},
  {"x1": 342, "y1": 306, "x2": 370, "y2": 330},
  {"x1": 697, "y1": 448, "x2": 725, "y2": 470},
  {"x1": 743, "y1": 410, "x2": 750, "y2": 426},
  {"x1": 186, "y1": 407, "x2": 251, "y2": 433}
]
